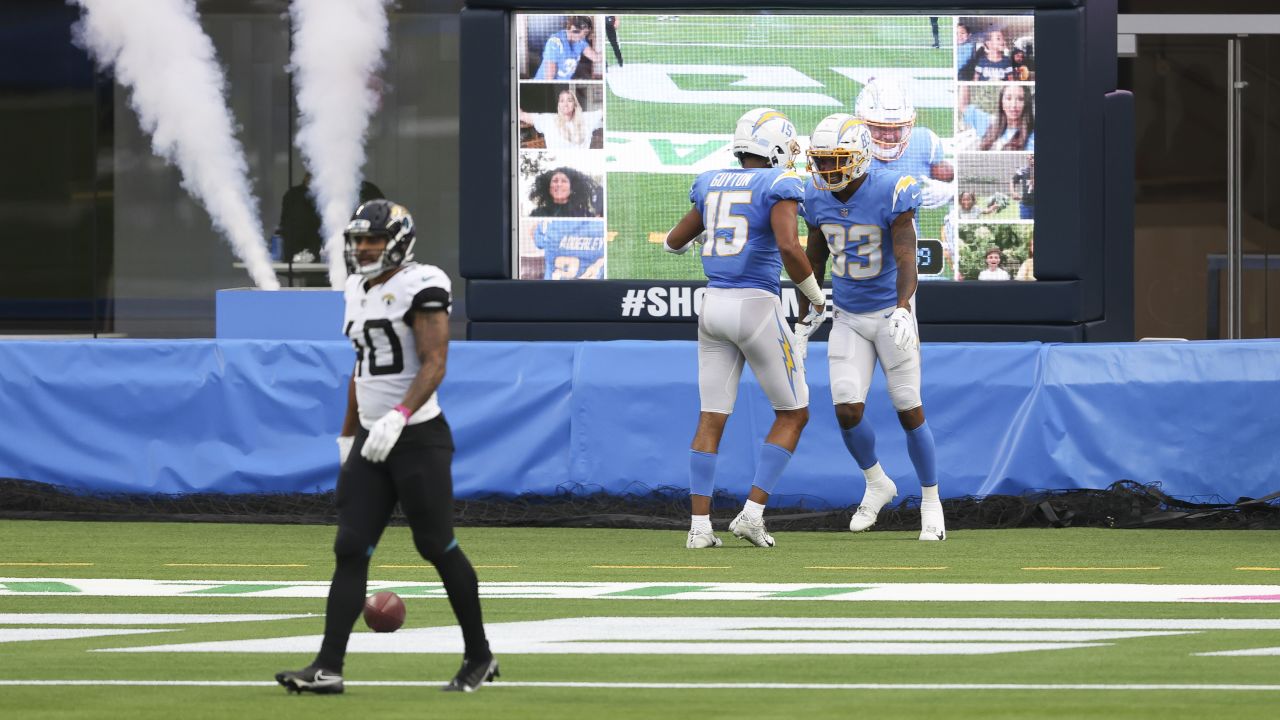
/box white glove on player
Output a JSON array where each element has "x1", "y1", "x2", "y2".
[
  {"x1": 920, "y1": 178, "x2": 955, "y2": 209},
  {"x1": 888, "y1": 307, "x2": 918, "y2": 352},
  {"x1": 792, "y1": 306, "x2": 824, "y2": 362},
  {"x1": 337, "y1": 435, "x2": 354, "y2": 466},
  {"x1": 361, "y1": 410, "x2": 408, "y2": 463}
]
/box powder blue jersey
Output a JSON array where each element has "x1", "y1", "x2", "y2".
[
  {"x1": 534, "y1": 219, "x2": 605, "y2": 279},
  {"x1": 689, "y1": 167, "x2": 805, "y2": 294},
  {"x1": 871, "y1": 126, "x2": 945, "y2": 184},
  {"x1": 801, "y1": 167, "x2": 922, "y2": 313},
  {"x1": 535, "y1": 31, "x2": 589, "y2": 80}
]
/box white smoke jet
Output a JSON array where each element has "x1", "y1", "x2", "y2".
[
  {"x1": 70, "y1": 0, "x2": 280, "y2": 291},
  {"x1": 289, "y1": 0, "x2": 391, "y2": 288}
]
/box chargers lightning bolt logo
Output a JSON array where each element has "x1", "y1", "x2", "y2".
[
  {"x1": 893, "y1": 175, "x2": 920, "y2": 211},
  {"x1": 774, "y1": 314, "x2": 798, "y2": 401}
]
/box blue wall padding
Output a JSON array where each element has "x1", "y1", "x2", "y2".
[
  {"x1": 216, "y1": 289, "x2": 345, "y2": 341},
  {"x1": 1, "y1": 340, "x2": 1277, "y2": 503}
]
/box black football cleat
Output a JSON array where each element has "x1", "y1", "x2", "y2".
[
  {"x1": 442, "y1": 656, "x2": 500, "y2": 692},
  {"x1": 275, "y1": 665, "x2": 345, "y2": 695}
]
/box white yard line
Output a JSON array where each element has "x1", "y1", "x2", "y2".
[
  {"x1": 1, "y1": 680, "x2": 1279, "y2": 691},
  {"x1": 3, "y1": 579, "x2": 1278, "y2": 603}
]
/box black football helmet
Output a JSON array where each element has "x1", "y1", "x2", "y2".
[{"x1": 343, "y1": 199, "x2": 416, "y2": 278}]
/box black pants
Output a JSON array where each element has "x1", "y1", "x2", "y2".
[
  {"x1": 314, "y1": 415, "x2": 489, "y2": 672},
  {"x1": 606, "y1": 20, "x2": 623, "y2": 66}
]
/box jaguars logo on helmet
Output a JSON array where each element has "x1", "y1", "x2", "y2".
[{"x1": 343, "y1": 199, "x2": 417, "y2": 278}]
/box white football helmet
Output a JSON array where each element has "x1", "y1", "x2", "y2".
[
  {"x1": 806, "y1": 113, "x2": 873, "y2": 192},
  {"x1": 731, "y1": 107, "x2": 800, "y2": 169},
  {"x1": 854, "y1": 77, "x2": 916, "y2": 162}
]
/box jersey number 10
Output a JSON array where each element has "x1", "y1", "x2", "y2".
[{"x1": 344, "y1": 319, "x2": 405, "y2": 377}]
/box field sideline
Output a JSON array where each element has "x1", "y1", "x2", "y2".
[{"x1": 1, "y1": 521, "x2": 1278, "y2": 719}]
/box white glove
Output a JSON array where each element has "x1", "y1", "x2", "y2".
[
  {"x1": 337, "y1": 435, "x2": 354, "y2": 466},
  {"x1": 361, "y1": 409, "x2": 408, "y2": 463},
  {"x1": 920, "y1": 178, "x2": 955, "y2": 209},
  {"x1": 792, "y1": 306, "x2": 824, "y2": 361},
  {"x1": 888, "y1": 307, "x2": 918, "y2": 352}
]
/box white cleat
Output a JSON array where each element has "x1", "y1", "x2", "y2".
[
  {"x1": 919, "y1": 499, "x2": 946, "y2": 541},
  {"x1": 849, "y1": 476, "x2": 898, "y2": 532},
  {"x1": 686, "y1": 528, "x2": 723, "y2": 549},
  {"x1": 729, "y1": 512, "x2": 775, "y2": 547}
]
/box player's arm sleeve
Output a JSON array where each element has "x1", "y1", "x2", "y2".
[
  {"x1": 688, "y1": 173, "x2": 708, "y2": 210},
  {"x1": 768, "y1": 171, "x2": 805, "y2": 204},
  {"x1": 891, "y1": 174, "x2": 924, "y2": 220},
  {"x1": 402, "y1": 274, "x2": 453, "y2": 324}
]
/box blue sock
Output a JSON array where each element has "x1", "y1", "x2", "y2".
[
  {"x1": 905, "y1": 420, "x2": 938, "y2": 487},
  {"x1": 751, "y1": 443, "x2": 793, "y2": 495},
  {"x1": 839, "y1": 422, "x2": 879, "y2": 471},
  {"x1": 689, "y1": 450, "x2": 717, "y2": 498}
]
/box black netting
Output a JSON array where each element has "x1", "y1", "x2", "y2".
[{"x1": 1, "y1": 477, "x2": 1277, "y2": 529}]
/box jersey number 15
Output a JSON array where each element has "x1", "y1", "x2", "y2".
[{"x1": 701, "y1": 190, "x2": 752, "y2": 257}]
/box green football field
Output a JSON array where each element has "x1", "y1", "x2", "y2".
[
  {"x1": 603, "y1": 14, "x2": 955, "y2": 280},
  {"x1": 3, "y1": 520, "x2": 1279, "y2": 718}
]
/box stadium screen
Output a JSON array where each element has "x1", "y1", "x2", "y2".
[{"x1": 512, "y1": 12, "x2": 1036, "y2": 284}]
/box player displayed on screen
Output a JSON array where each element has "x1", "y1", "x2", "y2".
[
  {"x1": 512, "y1": 12, "x2": 1032, "y2": 283},
  {"x1": 855, "y1": 77, "x2": 955, "y2": 210}
]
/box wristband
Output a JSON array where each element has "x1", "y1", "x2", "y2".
[
  {"x1": 795, "y1": 274, "x2": 825, "y2": 308},
  {"x1": 394, "y1": 404, "x2": 413, "y2": 421},
  {"x1": 663, "y1": 234, "x2": 690, "y2": 255}
]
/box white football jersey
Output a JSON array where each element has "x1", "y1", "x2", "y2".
[{"x1": 343, "y1": 262, "x2": 452, "y2": 429}]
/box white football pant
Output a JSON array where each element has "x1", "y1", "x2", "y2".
[
  {"x1": 698, "y1": 288, "x2": 809, "y2": 413},
  {"x1": 828, "y1": 301, "x2": 922, "y2": 411}
]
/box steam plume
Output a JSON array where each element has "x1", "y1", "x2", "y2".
[
  {"x1": 70, "y1": 0, "x2": 279, "y2": 290},
  {"x1": 289, "y1": 0, "x2": 391, "y2": 288}
]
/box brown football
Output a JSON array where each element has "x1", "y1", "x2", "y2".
[
  {"x1": 929, "y1": 162, "x2": 955, "y2": 183},
  {"x1": 363, "y1": 591, "x2": 406, "y2": 633}
]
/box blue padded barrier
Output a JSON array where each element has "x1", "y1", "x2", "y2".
[{"x1": 1, "y1": 340, "x2": 1278, "y2": 504}]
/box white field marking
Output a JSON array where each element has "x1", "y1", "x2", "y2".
[
  {"x1": 0, "y1": 629, "x2": 168, "y2": 644},
  {"x1": 5, "y1": 579, "x2": 1280, "y2": 603},
  {"x1": 1196, "y1": 647, "x2": 1280, "y2": 657},
  {"x1": 0, "y1": 614, "x2": 312, "y2": 625},
  {"x1": 103, "y1": 616, "x2": 1229, "y2": 656},
  {"x1": 4, "y1": 680, "x2": 1280, "y2": 691},
  {"x1": 606, "y1": 65, "x2": 840, "y2": 108}
]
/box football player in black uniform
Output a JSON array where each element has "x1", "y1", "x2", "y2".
[{"x1": 276, "y1": 200, "x2": 497, "y2": 695}]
